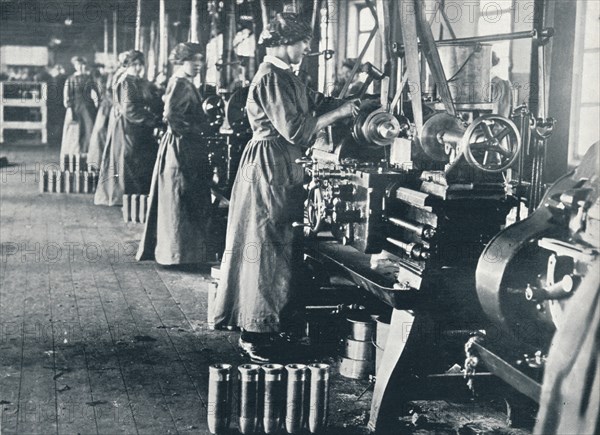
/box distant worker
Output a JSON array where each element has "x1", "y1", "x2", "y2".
[
  {"x1": 94, "y1": 50, "x2": 159, "y2": 206},
  {"x1": 332, "y1": 58, "x2": 363, "y2": 97},
  {"x1": 60, "y1": 56, "x2": 98, "y2": 156},
  {"x1": 490, "y1": 51, "x2": 513, "y2": 118}
]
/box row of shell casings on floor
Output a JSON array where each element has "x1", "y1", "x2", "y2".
[
  {"x1": 208, "y1": 363, "x2": 330, "y2": 434},
  {"x1": 39, "y1": 169, "x2": 98, "y2": 193},
  {"x1": 60, "y1": 153, "x2": 91, "y2": 172},
  {"x1": 122, "y1": 194, "x2": 149, "y2": 223}
]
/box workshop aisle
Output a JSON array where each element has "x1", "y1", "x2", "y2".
[{"x1": 0, "y1": 146, "x2": 377, "y2": 435}]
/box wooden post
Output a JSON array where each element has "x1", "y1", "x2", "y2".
[
  {"x1": 159, "y1": 0, "x2": 168, "y2": 75},
  {"x1": 221, "y1": 0, "x2": 236, "y2": 88},
  {"x1": 190, "y1": 0, "x2": 199, "y2": 43},
  {"x1": 104, "y1": 18, "x2": 109, "y2": 61},
  {"x1": 135, "y1": 0, "x2": 142, "y2": 50},
  {"x1": 113, "y1": 10, "x2": 118, "y2": 59}
]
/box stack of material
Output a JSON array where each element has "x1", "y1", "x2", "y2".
[
  {"x1": 39, "y1": 154, "x2": 98, "y2": 194},
  {"x1": 122, "y1": 194, "x2": 149, "y2": 223},
  {"x1": 339, "y1": 312, "x2": 375, "y2": 380}
]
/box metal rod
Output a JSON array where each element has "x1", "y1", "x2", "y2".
[
  {"x1": 395, "y1": 29, "x2": 552, "y2": 53},
  {"x1": 388, "y1": 217, "x2": 435, "y2": 240}
]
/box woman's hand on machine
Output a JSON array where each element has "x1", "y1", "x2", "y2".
[{"x1": 338, "y1": 98, "x2": 360, "y2": 119}]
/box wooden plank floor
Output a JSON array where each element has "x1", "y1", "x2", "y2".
[
  {"x1": 0, "y1": 146, "x2": 377, "y2": 435},
  {"x1": 0, "y1": 145, "x2": 531, "y2": 435}
]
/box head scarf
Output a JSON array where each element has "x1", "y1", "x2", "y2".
[
  {"x1": 168, "y1": 42, "x2": 204, "y2": 65},
  {"x1": 259, "y1": 13, "x2": 312, "y2": 47}
]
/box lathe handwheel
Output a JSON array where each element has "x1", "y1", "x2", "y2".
[
  {"x1": 305, "y1": 185, "x2": 325, "y2": 235},
  {"x1": 461, "y1": 115, "x2": 521, "y2": 173}
]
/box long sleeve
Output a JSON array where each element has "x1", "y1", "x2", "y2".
[
  {"x1": 63, "y1": 76, "x2": 74, "y2": 109},
  {"x1": 119, "y1": 77, "x2": 153, "y2": 125},
  {"x1": 254, "y1": 72, "x2": 317, "y2": 147},
  {"x1": 164, "y1": 79, "x2": 203, "y2": 137}
]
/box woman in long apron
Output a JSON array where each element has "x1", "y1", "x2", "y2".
[
  {"x1": 60, "y1": 56, "x2": 97, "y2": 156},
  {"x1": 212, "y1": 13, "x2": 359, "y2": 362},
  {"x1": 87, "y1": 52, "x2": 128, "y2": 171},
  {"x1": 94, "y1": 50, "x2": 158, "y2": 206},
  {"x1": 136, "y1": 43, "x2": 211, "y2": 265}
]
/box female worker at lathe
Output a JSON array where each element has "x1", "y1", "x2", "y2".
[
  {"x1": 136, "y1": 43, "x2": 211, "y2": 266},
  {"x1": 212, "y1": 12, "x2": 360, "y2": 363}
]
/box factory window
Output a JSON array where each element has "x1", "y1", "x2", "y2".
[
  {"x1": 347, "y1": 3, "x2": 378, "y2": 66},
  {"x1": 569, "y1": 0, "x2": 600, "y2": 163},
  {"x1": 478, "y1": 0, "x2": 513, "y2": 80}
]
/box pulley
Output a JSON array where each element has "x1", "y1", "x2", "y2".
[
  {"x1": 421, "y1": 113, "x2": 521, "y2": 172},
  {"x1": 352, "y1": 107, "x2": 402, "y2": 147}
]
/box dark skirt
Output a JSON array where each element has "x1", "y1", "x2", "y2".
[
  {"x1": 94, "y1": 115, "x2": 156, "y2": 206},
  {"x1": 136, "y1": 130, "x2": 211, "y2": 265}
]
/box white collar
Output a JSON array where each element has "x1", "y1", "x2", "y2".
[{"x1": 263, "y1": 55, "x2": 291, "y2": 71}]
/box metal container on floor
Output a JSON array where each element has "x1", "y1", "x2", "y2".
[
  {"x1": 130, "y1": 194, "x2": 139, "y2": 223},
  {"x1": 285, "y1": 364, "x2": 308, "y2": 434},
  {"x1": 83, "y1": 171, "x2": 91, "y2": 194},
  {"x1": 374, "y1": 315, "x2": 391, "y2": 375},
  {"x1": 54, "y1": 170, "x2": 62, "y2": 193},
  {"x1": 64, "y1": 171, "x2": 72, "y2": 194},
  {"x1": 39, "y1": 170, "x2": 47, "y2": 193},
  {"x1": 122, "y1": 195, "x2": 131, "y2": 223},
  {"x1": 139, "y1": 194, "x2": 147, "y2": 224},
  {"x1": 344, "y1": 337, "x2": 375, "y2": 361},
  {"x1": 346, "y1": 312, "x2": 375, "y2": 342},
  {"x1": 70, "y1": 154, "x2": 77, "y2": 172},
  {"x1": 74, "y1": 171, "x2": 82, "y2": 193},
  {"x1": 207, "y1": 363, "x2": 232, "y2": 434},
  {"x1": 308, "y1": 363, "x2": 330, "y2": 434},
  {"x1": 262, "y1": 363, "x2": 285, "y2": 434},
  {"x1": 339, "y1": 357, "x2": 374, "y2": 380},
  {"x1": 238, "y1": 364, "x2": 261, "y2": 434}
]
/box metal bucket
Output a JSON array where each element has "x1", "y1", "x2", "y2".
[
  {"x1": 346, "y1": 312, "x2": 375, "y2": 342},
  {"x1": 373, "y1": 315, "x2": 390, "y2": 375},
  {"x1": 339, "y1": 356, "x2": 374, "y2": 380},
  {"x1": 433, "y1": 43, "x2": 492, "y2": 103},
  {"x1": 344, "y1": 337, "x2": 375, "y2": 361}
]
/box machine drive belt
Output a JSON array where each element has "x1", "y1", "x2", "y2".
[
  {"x1": 399, "y1": 0, "x2": 424, "y2": 138},
  {"x1": 415, "y1": 0, "x2": 456, "y2": 116}
]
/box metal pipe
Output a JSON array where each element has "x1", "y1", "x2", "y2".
[
  {"x1": 285, "y1": 364, "x2": 308, "y2": 434},
  {"x1": 238, "y1": 364, "x2": 261, "y2": 434},
  {"x1": 207, "y1": 363, "x2": 233, "y2": 434},
  {"x1": 308, "y1": 363, "x2": 330, "y2": 434},
  {"x1": 262, "y1": 364, "x2": 285, "y2": 434},
  {"x1": 388, "y1": 217, "x2": 436, "y2": 240},
  {"x1": 386, "y1": 237, "x2": 430, "y2": 260},
  {"x1": 395, "y1": 29, "x2": 553, "y2": 53}
]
